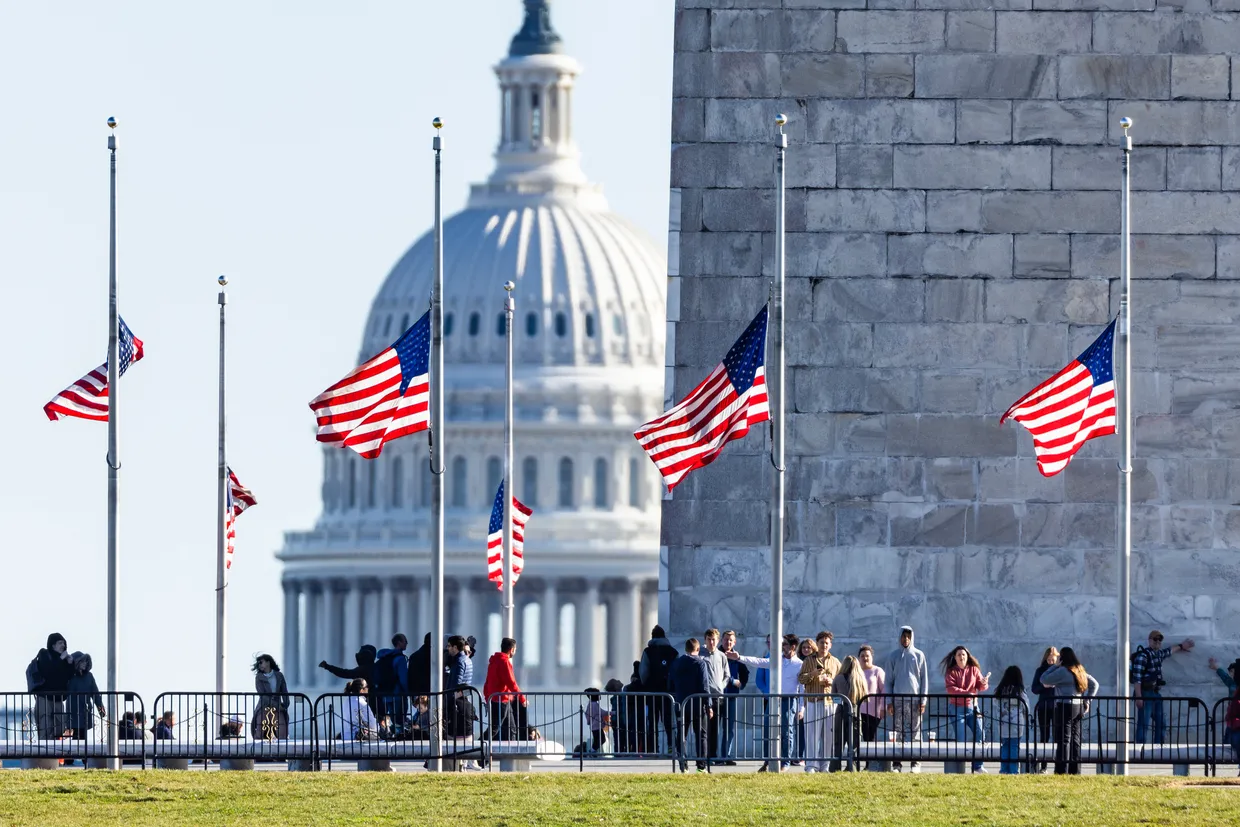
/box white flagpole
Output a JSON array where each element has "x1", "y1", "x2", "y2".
[
  {"x1": 1116, "y1": 115, "x2": 1134, "y2": 773},
  {"x1": 768, "y1": 113, "x2": 787, "y2": 773},
  {"x1": 216, "y1": 275, "x2": 229, "y2": 694},
  {"x1": 429, "y1": 117, "x2": 446, "y2": 771},
  {"x1": 502, "y1": 280, "x2": 516, "y2": 639},
  {"x1": 105, "y1": 116, "x2": 121, "y2": 769}
]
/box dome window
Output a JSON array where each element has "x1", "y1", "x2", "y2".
[
  {"x1": 526, "y1": 312, "x2": 539, "y2": 336},
  {"x1": 522, "y1": 457, "x2": 538, "y2": 506},
  {"x1": 555, "y1": 312, "x2": 567, "y2": 338},
  {"x1": 558, "y1": 458, "x2": 574, "y2": 508},
  {"x1": 613, "y1": 315, "x2": 624, "y2": 335},
  {"x1": 400, "y1": 313, "x2": 410, "y2": 333},
  {"x1": 445, "y1": 313, "x2": 455, "y2": 337},
  {"x1": 585, "y1": 313, "x2": 596, "y2": 338},
  {"x1": 497, "y1": 313, "x2": 506, "y2": 336},
  {"x1": 469, "y1": 312, "x2": 481, "y2": 336},
  {"x1": 383, "y1": 315, "x2": 393, "y2": 337}
]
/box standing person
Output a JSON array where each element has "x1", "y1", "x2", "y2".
[
  {"x1": 154, "y1": 711, "x2": 175, "y2": 740},
  {"x1": 445, "y1": 635, "x2": 479, "y2": 767},
  {"x1": 668, "y1": 638, "x2": 712, "y2": 772},
  {"x1": 638, "y1": 625, "x2": 678, "y2": 754},
  {"x1": 1041, "y1": 647, "x2": 1099, "y2": 775},
  {"x1": 408, "y1": 633, "x2": 432, "y2": 696},
  {"x1": 373, "y1": 634, "x2": 410, "y2": 726},
  {"x1": 797, "y1": 638, "x2": 830, "y2": 773},
  {"x1": 814, "y1": 632, "x2": 843, "y2": 771},
  {"x1": 621, "y1": 661, "x2": 647, "y2": 753},
  {"x1": 319, "y1": 645, "x2": 379, "y2": 714},
  {"x1": 65, "y1": 653, "x2": 105, "y2": 741},
  {"x1": 30, "y1": 633, "x2": 74, "y2": 739},
  {"x1": 1223, "y1": 660, "x2": 1240, "y2": 772},
  {"x1": 1132, "y1": 630, "x2": 1195, "y2": 744},
  {"x1": 1208, "y1": 657, "x2": 1237, "y2": 695},
  {"x1": 857, "y1": 645, "x2": 886, "y2": 772},
  {"x1": 251, "y1": 654, "x2": 290, "y2": 740},
  {"x1": 832, "y1": 655, "x2": 867, "y2": 773},
  {"x1": 719, "y1": 630, "x2": 748, "y2": 765},
  {"x1": 700, "y1": 629, "x2": 729, "y2": 765},
  {"x1": 483, "y1": 638, "x2": 527, "y2": 741},
  {"x1": 994, "y1": 666, "x2": 1029, "y2": 775},
  {"x1": 730, "y1": 634, "x2": 802, "y2": 771},
  {"x1": 583, "y1": 687, "x2": 610, "y2": 754},
  {"x1": 941, "y1": 645, "x2": 990, "y2": 773},
  {"x1": 1029, "y1": 646, "x2": 1060, "y2": 773},
  {"x1": 884, "y1": 626, "x2": 929, "y2": 773}
]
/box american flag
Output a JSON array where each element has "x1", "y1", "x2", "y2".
[
  {"x1": 634, "y1": 304, "x2": 770, "y2": 492},
  {"x1": 44, "y1": 318, "x2": 145, "y2": 422},
  {"x1": 224, "y1": 467, "x2": 257, "y2": 572},
  {"x1": 309, "y1": 310, "x2": 430, "y2": 459},
  {"x1": 1001, "y1": 319, "x2": 1117, "y2": 477},
  {"x1": 487, "y1": 480, "x2": 532, "y2": 591}
]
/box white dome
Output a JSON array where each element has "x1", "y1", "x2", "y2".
[{"x1": 362, "y1": 201, "x2": 664, "y2": 370}]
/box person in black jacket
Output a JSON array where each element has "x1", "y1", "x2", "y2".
[
  {"x1": 66, "y1": 653, "x2": 105, "y2": 740},
  {"x1": 32, "y1": 633, "x2": 75, "y2": 739},
  {"x1": 1028, "y1": 646, "x2": 1059, "y2": 773},
  {"x1": 408, "y1": 633, "x2": 432, "y2": 696},
  {"x1": 639, "y1": 625, "x2": 679, "y2": 756},
  {"x1": 320, "y1": 645, "x2": 379, "y2": 713},
  {"x1": 668, "y1": 638, "x2": 712, "y2": 772}
]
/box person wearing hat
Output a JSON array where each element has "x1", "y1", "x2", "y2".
[{"x1": 1132, "y1": 629, "x2": 1194, "y2": 744}]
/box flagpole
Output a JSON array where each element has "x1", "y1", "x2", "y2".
[
  {"x1": 429, "y1": 117, "x2": 446, "y2": 772},
  {"x1": 105, "y1": 116, "x2": 121, "y2": 769},
  {"x1": 502, "y1": 280, "x2": 515, "y2": 639},
  {"x1": 216, "y1": 275, "x2": 229, "y2": 695},
  {"x1": 768, "y1": 113, "x2": 787, "y2": 773},
  {"x1": 1116, "y1": 115, "x2": 1134, "y2": 774}
]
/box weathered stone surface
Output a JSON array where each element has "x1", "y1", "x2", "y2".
[
  {"x1": 1107, "y1": 100, "x2": 1240, "y2": 146},
  {"x1": 836, "y1": 11, "x2": 946, "y2": 53},
  {"x1": 995, "y1": 12, "x2": 1091, "y2": 54},
  {"x1": 702, "y1": 188, "x2": 777, "y2": 232},
  {"x1": 980, "y1": 191, "x2": 1118, "y2": 233},
  {"x1": 916, "y1": 54, "x2": 1056, "y2": 98},
  {"x1": 957, "y1": 100, "x2": 1012, "y2": 144},
  {"x1": 1093, "y1": 11, "x2": 1240, "y2": 55},
  {"x1": 781, "y1": 54, "x2": 866, "y2": 97},
  {"x1": 787, "y1": 321, "x2": 872, "y2": 367},
  {"x1": 783, "y1": 232, "x2": 887, "y2": 277},
  {"x1": 710, "y1": 9, "x2": 837, "y2": 52},
  {"x1": 1134, "y1": 192, "x2": 1240, "y2": 234},
  {"x1": 813, "y1": 278, "x2": 925, "y2": 322},
  {"x1": 925, "y1": 279, "x2": 983, "y2": 322},
  {"x1": 805, "y1": 189, "x2": 926, "y2": 232},
  {"x1": 1072, "y1": 234, "x2": 1215, "y2": 280},
  {"x1": 1052, "y1": 146, "x2": 1167, "y2": 191},
  {"x1": 837, "y1": 145, "x2": 893, "y2": 188},
  {"x1": 705, "y1": 98, "x2": 810, "y2": 143},
  {"x1": 808, "y1": 99, "x2": 956, "y2": 144},
  {"x1": 946, "y1": 11, "x2": 995, "y2": 52},
  {"x1": 866, "y1": 54, "x2": 915, "y2": 98},
  {"x1": 1172, "y1": 55, "x2": 1230, "y2": 100},
  {"x1": 1059, "y1": 55, "x2": 1171, "y2": 99},
  {"x1": 1218, "y1": 236, "x2": 1240, "y2": 279},
  {"x1": 926, "y1": 191, "x2": 983, "y2": 232},
  {"x1": 1167, "y1": 147, "x2": 1222, "y2": 191},
  {"x1": 894, "y1": 145, "x2": 1049, "y2": 189},
  {"x1": 672, "y1": 98, "x2": 705, "y2": 143},
  {"x1": 674, "y1": 9, "x2": 711, "y2": 53},
  {"x1": 888, "y1": 233, "x2": 1013, "y2": 276},
  {"x1": 673, "y1": 52, "x2": 781, "y2": 97},
  {"x1": 1014, "y1": 234, "x2": 1070, "y2": 277},
  {"x1": 1013, "y1": 101, "x2": 1106, "y2": 145},
  {"x1": 672, "y1": 143, "x2": 773, "y2": 188}
]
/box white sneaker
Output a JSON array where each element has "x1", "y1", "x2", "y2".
[
  {"x1": 909, "y1": 763, "x2": 921, "y2": 774},
  {"x1": 462, "y1": 761, "x2": 483, "y2": 772}
]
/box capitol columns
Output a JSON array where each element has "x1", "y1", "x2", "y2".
[
  {"x1": 282, "y1": 581, "x2": 301, "y2": 685},
  {"x1": 540, "y1": 580, "x2": 558, "y2": 688},
  {"x1": 343, "y1": 583, "x2": 362, "y2": 661}
]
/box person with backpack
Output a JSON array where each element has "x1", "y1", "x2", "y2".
[
  {"x1": 638, "y1": 625, "x2": 678, "y2": 756},
  {"x1": 373, "y1": 634, "x2": 410, "y2": 727},
  {"x1": 66, "y1": 653, "x2": 105, "y2": 741},
  {"x1": 30, "y1": 633, "x2": 74, "y2": 739},
  {"x1": 320, "y1": 644, "x2": 379, "y2": 714},
  {"x1": 993, "y1": 665, "x2": 1029, "y2": 775},
  {"x1": 1131, "y1": 630, "x2": 1194, "y2": 744}
]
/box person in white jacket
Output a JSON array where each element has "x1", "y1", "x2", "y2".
[
  {"x1": 337, "y1": 678, "x2": 379, "y2": 741},
  {"x1": 728, "y1": 633, "x2": 802, "y2": 771}
]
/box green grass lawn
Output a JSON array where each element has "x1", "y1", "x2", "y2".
[{"x1": 0, "y1": 771, "x2": 1236, "y2": 826}]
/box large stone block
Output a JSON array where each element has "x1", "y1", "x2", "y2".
[
  {"x1": 672, "y1": 143, "x2": 773, "y2": 188},
  {"x1": 1072, "y1": 234, "x2": 1214, "y2": 280},
  {"x1": 792, "y1": 366, "x2": 921, "y2": 414},
  {"x1": 978, "y1": 457, "x2": 1064, "y2": 503},
  {"x1": 789, "y1": 412, "x2": 835, "y2": 456},
  {"x1": 1021, "y1": 503, "x2": 1115, "y2": 549},
  {"x1": 672, "y1": 98, "x2": 705, "y2": 143},
  {"x1": 874, "y1": 324, "x2": 1021, "y2": 369},
  {"x1": 995, "y1": 12, "x2": 1091, "y2": 54},
  {"x1": 808, "y1": 99, "x2": 956, "y2": 144},
  {"x1": 702, "y1": 188, "x2": 778, "y2": 232},
  {"x1": 705, "y1": 98, "x2": 811, "y2": 143},
  {"x1": 1051, "y1": 147, "x2": 1167, "y2": 191},
  {"x1": 682, "y1": 232, "x2": 764, "y2": 278},
  {"x1": 1032, "y1": 0, "x2": 1152, "y2": 8},
  {"x1": 679, "y1": 275, "x2": 769, "y2": 321},
  {"x1": 890, "y1": 503, "x2": 969, "y2": 547},
  {"x1": 836, "y1": 504, "x2": 891, "y2": 546},
  {"x1": 673, "y1": 52, "x2": 782, "y2": 97},
  {"x1": 675, "y1": 9, "x2": 710, "y2": 52},
  {"x1": 787, "y1": 321, "x2": 873, "y2": 367},
  {"x1": 710, "y1": 9, "x2": 837, "y2": 52},
  {"x1": 836, "y1": 11, "x2": 947, "y2": 53},
  {"x1": 865, "y1": 54, "x2": 915, "y2": 98},
  {"x1": 915, "y1": 55, "x2": 1056, "y2": 99},
  {"x1": 805, "y1": 189, "x2": 926, "y2": 232},
  {"x1": 1014, "y1": 234, "x2": 1070, "y2": 278},
  {"x1": 924, "y1": 457, "x2": 977, "y2": 499},
  {"x1": 1172, "y1": 55, "x2": 1230, "y2": 100},
  {"x1": 1219, "y1": 236, "x2": 1240, "y2": 279},
  {"x1": 781, "y1": 54, "x2": 866, "y2": 97},
  {"x1": 1134, "y1": 192, "x2": 1240, "y2": 234},
  {"x1": 985, "y1": 280, "x2": 1110, "y2": 324},
  {"x1": 888, "y1": 233, "x2": 1013, "y2": 277},
  {"x1": 887, "y1": 413, "x2": 1020, "y2": 457},
  {"x1": 893, "y1": 146, "x2": 1050, "y2": 190},
  {"x1": 980, "y1": 192, "x2": 1118, "y2": 233},
  {"x1": 1012, "y1": 101, "x2": 1106, "y2": 145},
  {"x1": 925, "y1": 279, "x2": 983, "y2": 322},
  {"x1": 1059, "y1": 56, "x2": 1171, "y2": 100},
  {"x1": 837, "y1": 145, "x2": 893, "y2": 188},
  {"x1": 926, "y1": 191, "x2": 983, "y2": 232},
  {"x1": 787, "y1": 143, "x2": 838, "y2": 188},
  {"x1": 1172, "y1": 374, "x2": 1240, "y2": 418},
  {"x1": 1093, "y1": 11, "x2": 1240, "y2": 55},
  {"x1": 946, "y1": 11, "x2": 995, "y2": 52},
  {"x1": 897, "y1": 594, "x2": 1031, "y2": 640},
  {"x1": 1167, "y1": 147, "x2": 1222, "y2": 191},
  {"x1": 783, "y1": 232, "x2": 888, "y2": 277},
  {"x1": 957, "y1": 100, "x2": 1012, "y2": 144},
  {"x1": 1107, "y1": 100, "x2": 1240, "y2": 146},
  {"x1": 789, "y1": 457, "x2": 925, "y2": 502},
  {"x1": 813, "y1": 278, "x2": 925, "y2": 322},
  {"x1": 922, "y1": 372, "x2": 984, "y2": 414}
]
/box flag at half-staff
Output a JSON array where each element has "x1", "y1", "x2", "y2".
[
  {"x1": 309, "y1": 309, "x2": 430, "y2": 459},
  {"x1": 223, "y1": 467, "x2": 257, "y2": 574},
  {"x1": 487, "y1": 480, "x2": 531, "y2": 590},
  {"x1": 44, "y1": 317, "x2": 145, "y2": 421},
  {"x1": 634, "y1": 304, "x2": 770, "y2": 492},
  {"x1": 1000, "y1": 318, "x2": 1117, "y2": 477}
]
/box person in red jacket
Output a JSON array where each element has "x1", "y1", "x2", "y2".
[
  {"x1": 484, "y1": 637, "x2": 528, "y2": 741},
  {"x1": 941, "y1": 645, "x2": 991, "y2": 774},
  {"x1": 1225, "y1": 659, "x2": 1240, "y2": 772}
]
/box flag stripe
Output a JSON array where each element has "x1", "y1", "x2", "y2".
[
  {"x1": 45, "y1": 321, "x2": 143, "y2": 422},
  {"x1": 487, "y1": 482, "x2": 533, "y2": 590}
]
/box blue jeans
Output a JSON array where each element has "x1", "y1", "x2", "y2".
[
  {"x1": 1000, "y1": 738, "x2": 1021, "y2": 774},
  {"x1": 780, "y1": 698, "x2": 799, "y2": 767},
  {"x1": 723, "y1": 696, "x2": 737, "y2": 758},
  {"x1": 952, "y1": 706, "x2": 985, "y2": 772},
  {"x1": 1136, "y1": 692, "x2": 1165, "y2": 743},
  {"x1": 1228, "y1": 729, "x2": 1240, "y2": 764}
]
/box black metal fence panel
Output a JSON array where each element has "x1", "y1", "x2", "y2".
[
  {"x1": 677, "y1": 693, "x2": 856, "y2": 772},
  {"x1": 314, "y1": 687, "x2": 485, "y2": 767},
  {"x1": 149, "y1": 691, "x2": 316, "y2": 763},
  {"x1": 0, "y1": 691, "x2": 145, "y2": 766}
]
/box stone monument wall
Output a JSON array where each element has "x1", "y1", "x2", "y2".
[{"x1": 665, "y1": 0, "x2": 1240, "y2": 701}]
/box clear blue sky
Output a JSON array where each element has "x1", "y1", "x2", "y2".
[{"x1": 0, "y1": 1, "x2": 673, "y2": 698}]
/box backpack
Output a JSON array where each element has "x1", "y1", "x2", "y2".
[
  {"x1": 374, "y1": 650, "x2": 403, "y2": 692},
  {"x1": 1129, "y1": 646, "x2": 1158, "y2": 692},
  {"x1": 25, "y1": 657, "x2": 44, "y2": 692},
  {"x1": 642, "y1": 644, "x2": 678, "y2": 692}
]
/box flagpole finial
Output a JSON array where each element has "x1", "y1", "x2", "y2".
[
  {"x1": 776, "y1": 113, "x2": 787, "y2": 130},
  {"x1": 433, "y1": 117, "x2": 443, "y2": 130},
  {"x1": 218, "y1": 275, "x2": 228, "y2": 287},
  {"x1": 107, "y1": 117, "x2": 117, "y2": 129},
  {"x1": 503, "y1": 280, "x2": 515, "y2": 292},
  {"x1": 1120, "y1": 116, "x2": 1133, "y2": 132}
]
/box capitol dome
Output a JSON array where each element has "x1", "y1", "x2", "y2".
[{"x1": 279, "y1": 0, "x2": 666, "y2": 695}]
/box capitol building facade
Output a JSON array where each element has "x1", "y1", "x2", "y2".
[{"x1": 278, "y1": 1, "x2": 666, "y2": 694}]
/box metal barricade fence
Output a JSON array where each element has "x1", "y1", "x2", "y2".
[
  {"x1": 149, "y1": 691, "x2": 316, "y2": 766},
  {"x1": 485, "y1": 691, "x2": 680, "y2": 771},
  {"x1": 678, "y1": 693, "x2": 855, "y2": 772},
  {"x1": 314, "y1": 687, "x2": 485, "y2": 770},
  {"x1": 1210, "y1": 697, "x2": 1238, "y2": 777},
  {"x1": 0, "y1": 691, "x2": 145, "y2": 767},
  {"x1": 859, "y1": 693, "x2": 1031, "y2": 772},
  {"x1": 1080, "y1": 695, "x2": 1211, "y2": 773}
]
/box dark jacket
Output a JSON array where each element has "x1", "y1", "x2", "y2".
[
  {"x1": 255, "y1": 670, "x2": 290, "y2": 711},
  {"x1": 155, "y1": 720, "x2": 174, "y2": 739},
  {"x1": 321, "y1": 645, "x2": 378, "y2": 682},
  {"x1": 447, "y1": 650, "x2": 473, "y2": 691},
  {"x1": 724, "y1": 658, "x2": 750, "y2": 696},
  {"x1": 374, "y1": 647, "x2": 409, "y2": 695},
  {"x1": 66, "y1": 654, "x2": 104, "y2": 733},
  {"x1": 35, "y1": 634, "x2": 74, "y2": 694},
  {"x1": 409, "y1": 635, "x2": 432, "y2": 695},
  {"x1": 667, "y1": 654, "x2": 710, "y2": 704},
  {"x1": 1031, "y1": 662, "x2": 1056, "y2": 710},
  {"x1": 638, "y1": 637, "x2": 679, "y2": 692}
]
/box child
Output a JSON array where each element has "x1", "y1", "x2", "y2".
[
  {"x1": 584, "y1": 687, "x2": 610, "y2": 753},
  {"x1": 409, "y1": 696, "x2": 431, "y2": 741},
  {"x1": 994, "y1": 665, "x2": 1029, "y2": 775}
]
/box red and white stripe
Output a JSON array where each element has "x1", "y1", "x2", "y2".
[
  {"x1": 224, "y1": 468, "x2": 257, "y2": 572},
  {"x1": 634, "y1": 364, "x2": 769, "y2": 492},
  {"x1": 487, "y1": 497, "x2": 532, "y2": 590},
  {"x1": 309, "y1": 350, "x2": 428, "y2": 459},
  {"x1": 44, "y1": 336, "x2": 145, "y2": 422},
  {"x1": 1001, "y1": 362, "x2": 1116, "y2": 477}
]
